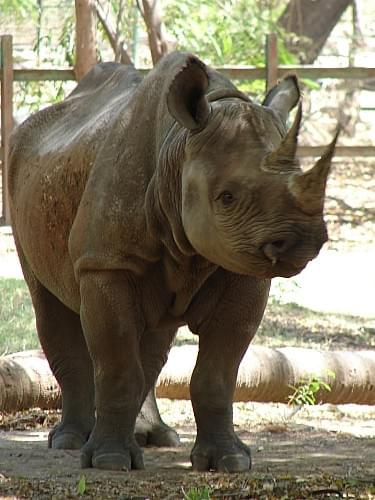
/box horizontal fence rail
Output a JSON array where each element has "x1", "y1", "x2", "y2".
[
  {"x1": 298, "y1": 145, "x2": 375, "y2": 157},
  {"x1": 4, "y1": 65, "x2": 375, "y2": 82}
]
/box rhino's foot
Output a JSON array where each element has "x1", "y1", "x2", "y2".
[
  {"x1": 191, "y1": 435, "x2": 251, "y2": 472},
  {"x1": 48, "y1": 424, "x2": 91, "y2": 450},
  {"x1": 135, "y1": 417, "x2": 180, "y2": 447},
  {"x1": 81, "y1": 436, "x2": 144, "y2": 471}
]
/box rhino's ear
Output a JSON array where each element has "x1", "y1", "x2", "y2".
[
  {"x1": 262, "y1": 75, "x2": 300, "y2": 122},
  {"x1": 167, "y1": 55, "x2": 210, "y2": 131}
]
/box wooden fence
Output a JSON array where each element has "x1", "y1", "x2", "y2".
[{"x1": 1, "y1": 33, "x2": 375, "y2": 224}]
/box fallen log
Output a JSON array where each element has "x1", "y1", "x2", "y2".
[
  {"x1": 157, "y1": 345, "x2": 375, "y2": 405},
  {"x1": 0, "y1": 350, "x2": 61, "y2": 412},
  {"x1": 1, "y1": 345, "x2": 375, "y2": 412}
]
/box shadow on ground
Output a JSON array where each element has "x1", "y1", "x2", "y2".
[{"x1": 1, "y1": 403, "x2": 375, "y2": 498}]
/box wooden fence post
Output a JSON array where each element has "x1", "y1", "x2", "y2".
[
  {"x1": 266, "y1": 33, "x2": 278, "y2": 91},
  {"x1": 0, "y1": 35, "x2": 13, "y2": 226}
]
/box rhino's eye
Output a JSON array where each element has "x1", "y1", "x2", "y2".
[{"x1": 219, "y1": 191, "x2": 234, "y2": 205}]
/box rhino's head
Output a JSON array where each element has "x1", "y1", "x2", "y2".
[{"x1": 166, "y1": 56, "x2": 338, "y2": 279}]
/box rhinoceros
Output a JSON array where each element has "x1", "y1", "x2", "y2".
[{"x1": 8, "y1": 52, "x2": 338, "y2": 472}]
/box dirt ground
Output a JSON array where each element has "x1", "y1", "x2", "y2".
[
  {"x1": 1, "y1": 402, "x2": 375, "y2": 499},
  {"x1": 0, "y1": 158, "x2": 374, "y2": 498}
]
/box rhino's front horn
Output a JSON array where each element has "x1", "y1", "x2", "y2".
[
  {"x1": 262, "y1": 102, "x2": 302, "y2": 172},
  {"x1": 288, "y1": 127, "x2": 340, "y2": 214}
]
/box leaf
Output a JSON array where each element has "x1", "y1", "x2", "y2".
[
  {"x1": 326, "y1": 370, "x2": 336, "y2": 380},
  {"x1": 309, "y1": 380, "x2": 321, "y2": 394},
  {"x1": 320, "y1": 381, "x2": 332, "y2": 392},
  {"x1": 77, "y1": 475, "x2": 86, "y2": 496}
]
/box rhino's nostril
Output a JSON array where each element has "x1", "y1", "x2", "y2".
[
  {"x1": 271, "y1": 239, "x2": 287, "y2": 251},
  {"x1": 262, "y1": 237, "x2": 296, "y2": 265}
]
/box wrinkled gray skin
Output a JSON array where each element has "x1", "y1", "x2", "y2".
[{"x1": 8, "y1": 52, "x2": 336, "y2": 472}]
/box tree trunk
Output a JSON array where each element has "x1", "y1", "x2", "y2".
[
  {"x1": 75, "y1": 0, "x2": 97, "y2": 81},
  {"x1": 1, "y1": 346, "x2": 375, "y2": 412},
  {"x1": 138, "y1": 0, "x2": 168, "y2": 65},
  {"x1": 279, "y1": 0, "x2": 353, "y2": 63}
]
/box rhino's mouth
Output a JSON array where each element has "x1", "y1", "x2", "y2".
[
  {"x1": 251, "y1": 261, "x2": 306, "y2": 279},
  {"x1": 265, "y1": 248, "x2": 321, "y2": 278},
  {"x1": 260, "y1": 237, "x2": 323, "y2": 279},
  {"x1": 221, "y1": 250, "x2": 308, "y2": 279},
  {"x1": 269, "y1": 261, "x2": 307, "y2": 278}
]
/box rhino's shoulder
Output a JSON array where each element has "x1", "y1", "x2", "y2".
[{"x1": 11, "y1": 63, "x2": 143, "y2": 158}]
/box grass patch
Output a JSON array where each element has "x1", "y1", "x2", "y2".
[
  {"x1": 255, "y1": 296, "x2": 375, "y2": 351},
  {"x1": 175, "y1": 297, "x2": 373, "y2": 352},
  {"x1": 0, "y1": 276, "x2": 372, "y2": 356},
  {"x1": 0, "y1": 278, "x2": 38, "y2": 354}
]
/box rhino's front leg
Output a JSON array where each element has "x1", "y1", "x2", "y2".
[
  {"x1": 78, "y1": 271, "x2": 145, "y2": 471},
  {"x1": 190, "y1": 274, "x2": 270, "y2": 472}
]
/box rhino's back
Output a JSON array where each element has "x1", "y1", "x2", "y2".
[
  {"x1": 8, "y1": 63, "x2": 142, "y2": 311},
  {"x1": 10, "y1": 62, "x2": 141, "y2": 169}
]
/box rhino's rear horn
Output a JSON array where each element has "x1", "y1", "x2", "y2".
[
  {"x1": 167, "y1": 55, "x2": 210, "y2": 131},
  {"x1": 262, "y1": 101, "x2": 302, "y2": 172},
  {"x1": 288, "y1": 126, "x2": 341, "y2": 214}
]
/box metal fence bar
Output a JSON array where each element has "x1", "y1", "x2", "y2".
[{"x1": 0, "y1": 35, "x2": 13, "y2": 225}]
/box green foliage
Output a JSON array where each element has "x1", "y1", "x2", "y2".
[
  {"x1": 288, "y1": 371, "x2": 336, "y2": 406},
  {"x1": 164, "y1": 0, "x2": 297, "y2": 94},
  {"x1": 0, "y1": 0, "x2": 38, "y2": 20},
  {"x1": 56, "y1": 14, "x2": 76, "y2": 67},
  {"x1": 13, "y1": 12, "x2": 76, "y2": 113},
  {"x1": 76, "y1": 475, "x2": 87, "y2": 495},
  {"x1": 182, "y1": 486, "x2": 212, "y2": 500},
  {"x1": 0, "y1": 278, "x2": 38, "y2": 355},
  {"x1": 14, "y1": 80, "x2": 69, "y2": 114},
  {"x1": 165, "y1": 0, "x2": 284, "y2": 65}
]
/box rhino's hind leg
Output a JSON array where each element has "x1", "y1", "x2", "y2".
[
  {"x1": 45, "y1": 301, "x2": 95, "y2": 451},
  {"x1": 135, "y1": 327, "x2": 180, "y2": 448},
  {"x1": 18, "y1": 256, "x2": 95, "y2": 450},
  {"x1": 135, "y1": 388, "x2": 180, "y2": 447}
]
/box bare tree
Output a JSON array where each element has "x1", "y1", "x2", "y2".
[
  {"x1": 279, "y1": 0, "x2": 353, "y2": 63},
  {"x1": 137, "y1": 0, "x2": 168, "y2": 65},
  {"x1": 95, "y1": 0, "x2": 133, "y2": 65},
  {"x1": 75, "y1": 0, "x2": 97, "y2": 81},
  {"x1": 95, "y1": 0, "x2": 168, "y2": 67}
]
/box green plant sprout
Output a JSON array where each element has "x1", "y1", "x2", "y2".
[
  {"x1": 76, "y1": 474, "x2": 87, "y2": 495},
  {"x1": 182, "y1": 485, "x2": 212, "y2": 500},
  {"x1": 288, "y1": 370, "x2": 336, "y2": 406}
]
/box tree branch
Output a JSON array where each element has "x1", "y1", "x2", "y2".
[
  {"x1": 138, "y1": 0, "x2": 168, "y2": 65},
  {"x1": 95, "y1": 0, "x2": 133, "y2": 65}
]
